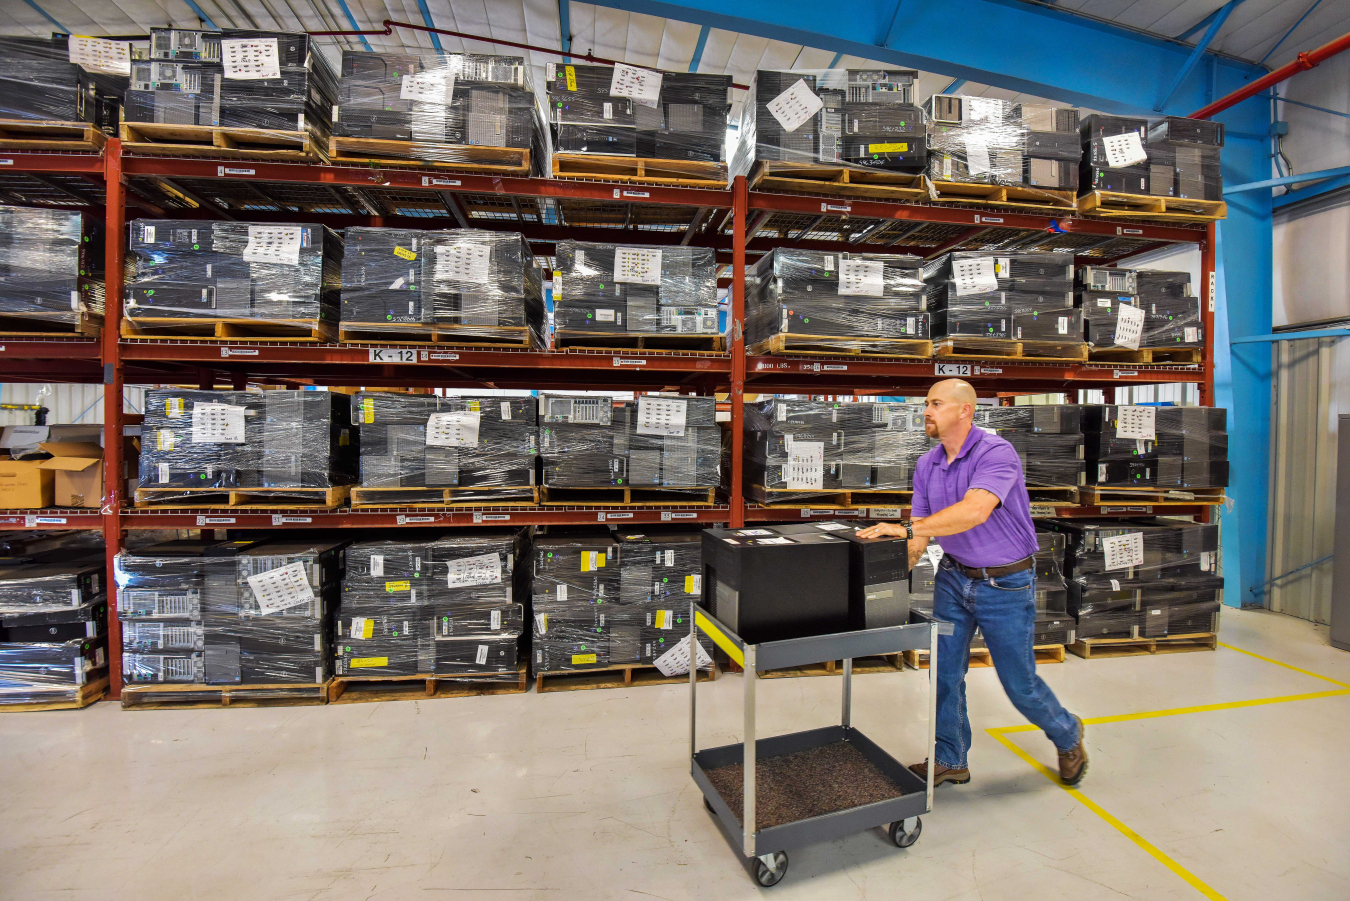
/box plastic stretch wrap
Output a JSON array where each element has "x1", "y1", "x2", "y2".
[
  {"x1": 1078, "y1": 267, "x2": 1202, "y2": 350},
  {"x1": 1080, "y1": 115, "x2": 1223, "y2": 200},
  {"x1": 117, "y1": 537, "x2": 346, "y2": 686},
  {"x1": 0, "y1": 206, "x2": 103, "y2": 327},
  {"x1": 0, "y1": 563, "x2": 103, "y2": 615},
  {"x1": 547, "y1": 63, "x2": 731, "y2": 166},
  {"x1": 552, "y1": 242, "x2": 720, "y2": 337},
  {"x1": 1082, "y1": 404, "x2": 1228, "y2": 489},
  {"x1": 746, "y1": 249, "x2": 928, "y2": 349},
  {"x1": 339, "y1": 227, "x2": 544, "y2": 341},
  {"x1": 923, "y1": 251, "x2": 1078, "y2": 343},
  {"x1": 0, "y1": 34, "x2": 126, "y2": 131},
  {"x1": 925, "y1": 95, "x2": 1081, "y2": 196},
  {"x1": 0, "y1": 529, "x2": 104, "y2": 567},
  {"x1": 336, "y1": 51, "x2": 545, "y2": 168},
  {"x1": 0, "y1": 635, "x2": 107, "y2": 704},
  {"x1": 138, "y1": 389, "x2": 358, "y2": 497},
  {"x1": 531, "y1": 529, "x2": 711, "y2": 673},
  {"x1": 730, "y1": 69, "x2": 924, "y2": 177},
  {"x1": 126, "y1": 28, "x2": 224, "y2": 126},
  {"x1": 1034, "y1": 530, "x2": 1069, "y2": 614},
  {"x1": 211, "y1": 30, "x2": 337, "y2": 136},
  {"x1": 126, "y1": 220, "x2": 341, "y2": 328},
  {"x1": 974, "y1": 403, "x2": 1086, "y2": 488},
  {"x1": 538, "y1": 394, "x2": 721, "y2": 490},
  {"x1": 0, "y1": 551, "x2": 106, "y2": 704},
  {"x1": 336, "y1": 530, "x2": 527, "y2": 679},
  {"x1": 1044, "y1": 518, "x2": 1222, "y2": 639},
  {"x1": 745, "y1": 398, "x2": 933, "y2": 493},
  {"x1": 352, "y1": 392, "x2": 536, "y2": 499}
]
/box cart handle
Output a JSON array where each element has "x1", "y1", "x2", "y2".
[{"x1": 695, "y1": 610, "x2": 744, "y2": 668}]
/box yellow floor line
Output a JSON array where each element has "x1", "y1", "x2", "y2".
[
  {"x1": 993, "y1": 688, "x2": 1350, "y2": 733},
  {"x1": 1216, "y1": 641, "x2": 1350, "y2": 688}
]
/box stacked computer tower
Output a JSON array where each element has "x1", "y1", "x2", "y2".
[
  {"x1": 744, "y1": 398, "x2": 934, "y2": 496},
  {"x1": 336, "y1": 531, "x2": 527, "y2": 678},
  {"x1": 351, "y1": 392, "x2": 537, "y2": 502},
  {"x1": 215, "y1": 29, "x2": 339, "y2": 138},
  {"x1": 1147, "y1": 116, "x2": 1224, "y2": 201},
  {"x1": 924, "y1": 95, "x2": 1028, "y2": 187},
  {"x1": 125, "y1": 27, "x2": 224, "y2": 126},
  {"x1": 339, "y1": 227, "x2": 545, "y2": 343},
  {"x1": 0, "y1": 34, "x2": 126, "y2": 131},
  {"x1": 138, "y1": 389, "x2": 358, "y2": 499},
  {"x1": 124, "y1": 220, "x2": 342, "y2": 329},
  {"x1": 1082, "y1": 404, "x2": 1229, "y2": 490},
  {"x1": 1138, "y1": 270, "x2": 1203, "y2": 349},
  {"x1": 538, "y1": 394, "x2": 721, "y2": 493},
  {"x1": 0, "y1": 205, "x2": 103, "y2": 330},
  {"x1": 973, "y1": 404, "x2": 1086, "y2": 489},
  {"x1": 745, "y1": 249, "x2": 929, "y2": 351},
  {"x1": 1017, "y1": 103, "x2": 1082, "y2": 192},
  {"x1": 923, "y1": 251, "x2": 1080, "y2": 346},
  {"x1": 1080, "y1": 114, "x2": 1222, "y2": 200},
  {"x1": 552, "y1": 241, "x2": 720, "y2": 339}
]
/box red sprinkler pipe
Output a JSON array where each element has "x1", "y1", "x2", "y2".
[{"x1": 1190, "y1": 29, "x2": 1350, "y2": 119}]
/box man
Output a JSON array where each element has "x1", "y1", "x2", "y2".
[{"x1": 858, "y1": 379, "x2": 1087, "y2": 786}]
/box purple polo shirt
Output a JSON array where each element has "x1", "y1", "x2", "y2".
[{"x1": 912, "y1": 425, "x2": 1039, "y2": 568}]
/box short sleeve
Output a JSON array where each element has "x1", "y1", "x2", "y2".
[
  {"x1": 911, "y1": 458, "x2": 931, "y2": 518},
  {"x1": 968, "y1": 444, "x2": 1022, "y2": 505}
]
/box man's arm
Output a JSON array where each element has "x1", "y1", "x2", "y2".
[
  {"x1": 911, "y1": 488, "x2": 1000, "y2": 538},
  {"x1": 907, "y1": 539, "x2": 928, "y2": 571}
]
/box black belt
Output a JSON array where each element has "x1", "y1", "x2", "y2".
[{"x1": 947, "y1": 555, "x2": 1033, "y2": 579}]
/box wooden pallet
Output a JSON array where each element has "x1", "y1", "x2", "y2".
[
  {"x1": 0, "y1": 673, "x2": 109, "y2": 712},
  {"x1": 122, "y1": 316, "x2": 335, "y2": 343},
  {"x1": 539, "y1": 485, "x2": 716, "y2": 506},
  {"x1": 121, "y1": 680, "x2": 330, "y2": 710},
  {"x1": 350, "y1": 486, "x2": 539, "y2": 508},
  {"x1": 748, "y1": 484, "x2": 911, "y2": 509},
  {"x1": 133, "y1": 485, "x2": 350, "y2": 510},
  {"x1": 929, "y1": 179, "x2": 1076, "y2": 211},
  {"x1": 535, "y1": 661, "x2": 717, "y2": 693},
  {"x1": 1077, "y1": 191, "x2": 1227, "y2": 223},
  {"x1": 747, "y1": 161, "x2": 928, "y2": 202},
  {"x1": 554, "y1": 331, "x2": 726, "y2": 353},
  {"x1": 1087, "y1": 346, "x2": 1203, "y2": 365},
  {"x1": 935, "y1": 337, "x2": 1089, "y2": 362},
  {"x1": 0, "y1": 312, "x2": 101, "y2": 338},
  {"x1": 329, "y1": 136, "x2": 530, "y2": 174},
  {"x1": 338, "y1": 323, "x2": 534, "y2": 348},
  {"x1": 119, "y1": 123, "x2": 325, "y2": 162},
  {"x1": 552, "y1": 153, "x2": 727, "y2": 188},
  {"x1": 328, "y1": 664, "x2": 529, "y2": 703},
  {"x1": 0, "y1": 119, "x2": 107, "y2": 152},
  {"x1": 749, "y1": 333, "x2": 933, "y2": 359},
  {"x1": 902, "y1": 645, "x2": 1067, "y2": 670},
  {"x1": 757, "y1": 654, "x2": 906, "y2": 679},
  {"x1": 1078, "y1": 485, "x2": 1225, "y2": 507},
  {"x1": 1068, "y1": 632, "x2": 1217, "y2": 660}
]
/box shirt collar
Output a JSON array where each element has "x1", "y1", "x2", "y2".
[{"x1": 936, "y1": 425, "x2": 985, "y2": 470}]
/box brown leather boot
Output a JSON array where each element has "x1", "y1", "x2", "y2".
[
  {"x1": 909, "y1": 759, "x2": 970, "y2": 786},
  {"x1": 1058, "y1": 716, "x2": 1088, "y2": 786}
]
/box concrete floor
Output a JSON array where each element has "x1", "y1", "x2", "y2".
[{"x1": 2, "y1": 606, "x2": 1348, "y2": 901}]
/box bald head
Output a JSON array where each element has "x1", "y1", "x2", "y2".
[
  {"x1": 929, "y1": 379, "x2": 977, "y2": 408},
  {"x1": 924, "y1": 378, "x2": 977, "y2": 441}
]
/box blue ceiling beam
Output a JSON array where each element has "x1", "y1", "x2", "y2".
[
  {"x1": 414, "y1": 0, "x2": 444, "y2": 51},
  {"x1": 559, "y1": 0, "x2": 572, "y2": 62},
  {"x1": 1259, "y1": 0, "x2": 1324, "y2": 66},
  {"x1": 21, "y1": 0, "x2": 69, "y2": 34},
  {"x1": 689, "y1": 23, "x2": 710, "y2": 71},
  {"x1": 1273, "y1": 172, "x2": 1350, "y2": 209},
  {"x1": 1156, "y1": 0, "x2": 1240, "y2": 112},
  {"x1": 332, "y1": 0, "x2": 372, "y2": 52},
  {"x1": 880, "y1": 0, "x2": 906, "y2": 48},
  {"x1": 827, "y1": 51, "x2": 844, "y2": 68},
  {"x1": 1226, "y1": 165, "x2": 1350, "y2": 194},
  {"x1": 1277, "y1": 95, "x2": 1350, "y2": 120},
  {"x1": 943, "y1": 78, "x2": 967, "y2": 93}
]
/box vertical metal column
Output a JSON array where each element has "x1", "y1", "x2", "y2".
[
  {"x1": 925, "y1": 624, "x2": 938, "y2": 812},
  {"x1": 101, "y1": 139, "x2": 126, "y2": 699},
  {"x1": 1200, "y1": 222, "x2": 1216, "y2": 407},
  {"x1": 741, "y1": 642, "x2": 757, "y2": 857},
  {"x1": 729, "y1": 177, "x2": 747, "y2": 528},
  {"x1": 689, "y1": 602, "x2": 698, "y2": 762},
  {"x1": 841, "y1": 657, "x2": 852, "y2": 727}
]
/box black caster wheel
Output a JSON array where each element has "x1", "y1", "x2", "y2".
[
  {"x1": 890, "y1": 817, "x2": 922, "y2": 848},
  {"x1": 704, "y1": 797, "x2": 715, "y2": 813},
  {"x1": 754, "y1": 851, "x2": 788, "y2": 887}
]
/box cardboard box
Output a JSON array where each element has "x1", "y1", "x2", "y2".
[
  {"x1": 0, "y1": 459, "x2": 54, "y2": 508},
  {"x1": 39, "y1": 442, "x2": 104, "y2": 507}
]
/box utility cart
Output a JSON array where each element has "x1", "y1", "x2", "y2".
[{"x1": 689, "y1": 606, "x2": 939, "y2": 887}]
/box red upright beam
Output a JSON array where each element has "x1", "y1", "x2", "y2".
[
  {"x1": 729, "y1": 176, "x2": 748, "y2": 529},
  {"x1": 1200, "y1": 222, "x2": 1217, "y2": 407},
  {"x1": 101, "y1": 140, "x2": 126, "y2": 700}
]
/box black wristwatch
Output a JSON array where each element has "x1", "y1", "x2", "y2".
[{"x1": 901, "y1": 520, "x2": 914, "y2": 541}]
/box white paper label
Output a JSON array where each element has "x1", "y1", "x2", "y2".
[
  {"x1": 490, "y1": 609, "x2": 502, "y2": 630},
  {"x1": 221, "y1": 38, "x2": 281, "y2": 80},
  {"x1": 247, "y1": 561, "x2": 315, "y2": 615},
  {"x1": 500, "y1": 402, "x2": 511, "y2": 421},
  {"x1": 953, "y1": 257, "x2": 999, "y2": 296},
  {"x1": 636, "y1": 396, "x2": 687, "y2": 437},
  {"x1": 434, "y1": 243, "x2": 491, "y2": 283},
  {"x1": 556, "y1": 583, "x2": 568, "y2": 602},
  {"x1": 446, "y1": 552, "x2": 502, "y2": 588},
  {"x1": 654, "y1": 610, "x2": 675, "y2": 630},
  {"x1": 1114, "y1": 304, "x2": 1145, "y2": 350},
  {"x1": 1201, "y1": 551, "x2": 1215, "y2": 572},
  {"x1": 838, "y1": 259, "x2": 885, "y2": 297},
  {"x1": 766, "y1": 78, "x2": 823, "y2": 133},
  {"x1": 191, "y1": 403, "x2": 246, "y2": 444},
  {"x1": 69, "y1": 36, "x2": 131, "y2": 75},
  {"x1": 603, "y1": 102, "x2": 613, "y2": 119},
  {"x1": 1102, "y1": 532, "x2": 1145, "y2": 572},
  {"x1": 613, "y1": 247, "x2": 662, "y2": 285},
  {"x1": 1102, "y1": 132, "x2": 1148, "y2": 168},
  {"x1": 653, "y1": 633, "x2": 712, "y2": 677},
  {"x1": 596, "y1": 309, "x2": 616, "y2": 322},
  {"x1": 369, "y1": 555, "x2": 384, "y2": 577},
  {"x1": 535, "y1": 613, "x2": 548, "y2": 634},
  {"x1": 243, "y1": 226, "x2": 301, "y2": 266},
  {"x1": 609, "y1": 63, "x2": 663, "y2": 108},
  {"x1": 966, "y1": 97, "x2": 1002, "y2": 122},
  {"x1": 400, "y1": 72, "x2": 454, "y2": 104},
  {"x1": 475, "y1": 644, "x2": 489, "y2": 666},
  {"x1": 426, "y1": 411, "x2": 481, "y2": 448},
  {"x1": 964, "y1": 137, "x2": 991, "y2": 175},
  {"x1": 1110, "y1": 579, "x2": 1122, "y2": 592},
  {"x1": 350, "y1": 616, "x2": 371, "y2": 639},
  {"x1": 786, "y1": 441, "x2": 824, "y2": 490},
  {"x1": 1115, "y1": 406, "x2": 1156, "y2": 440},
  {"x1": 1184, "y1": 327, "x2": 1199, "y2": 343},
  {"x1": 1057, "y1": 316, "x2": 1069, "y2": 335}
]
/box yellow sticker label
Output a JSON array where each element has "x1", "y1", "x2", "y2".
[
  {"x1": 355, "y1": 618, "x2": 373, "y2": 639},
  {"x1": 565, "y1": 66, "x2": 577, "y2": 91},
  {"x1": 868, "y1": 142, "x2": 909, "y2": 153},
  {"x1": 156, "y1": 429, "x2": 177, "y2": 451},
  {"x1": 571, "y1": 653, "x2": 597, "y2": 665},
  {"x1": 552, "y1": 272, "x2": 562, "y2": 299},
  {"x1": 393, "y1": 246, "x2": 416, "y2": 261},
  {"x1": 349, "y1": 657, "x2": 388, "y2": 668},
  {"x1": 338, "y1": 430, "x2": 350, "y2": 446},
  {"x1": 467, "y1": 400, "x2": 481, "y2": 412},
  {"x1": 685, "y1": 575, "x2": 697, "y2": 594},
  {"x1": 581, "y1": 552, "x2": 606, "y2": 572},
  {"x1": 165, "y1": 398, "x2": 184, "y2": 418},
  {"x1": 362, "y1": 397, "x2": 374, "y2": 424},
  {"x1": 655, "y1": 610, "x2": 669, "y2": 629},
  {"x1": 385, "y1": 580, "x2": 410, "y2": 592}
]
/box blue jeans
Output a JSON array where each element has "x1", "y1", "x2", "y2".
[{"x1": 932, "y1": 557, "x2": 1078, "y2": 768}]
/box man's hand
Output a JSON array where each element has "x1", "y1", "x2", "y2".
[{"x1": 857, "y1": 521, "x2": 907, "y2": 539}]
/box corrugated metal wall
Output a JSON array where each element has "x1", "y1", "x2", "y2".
[
  {"x1": 0, "y1": 385, "x2": 147, "y2": 426},
  {"x1": 1267, "y1": 337, "x2": 1346, "y2": 623}
]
